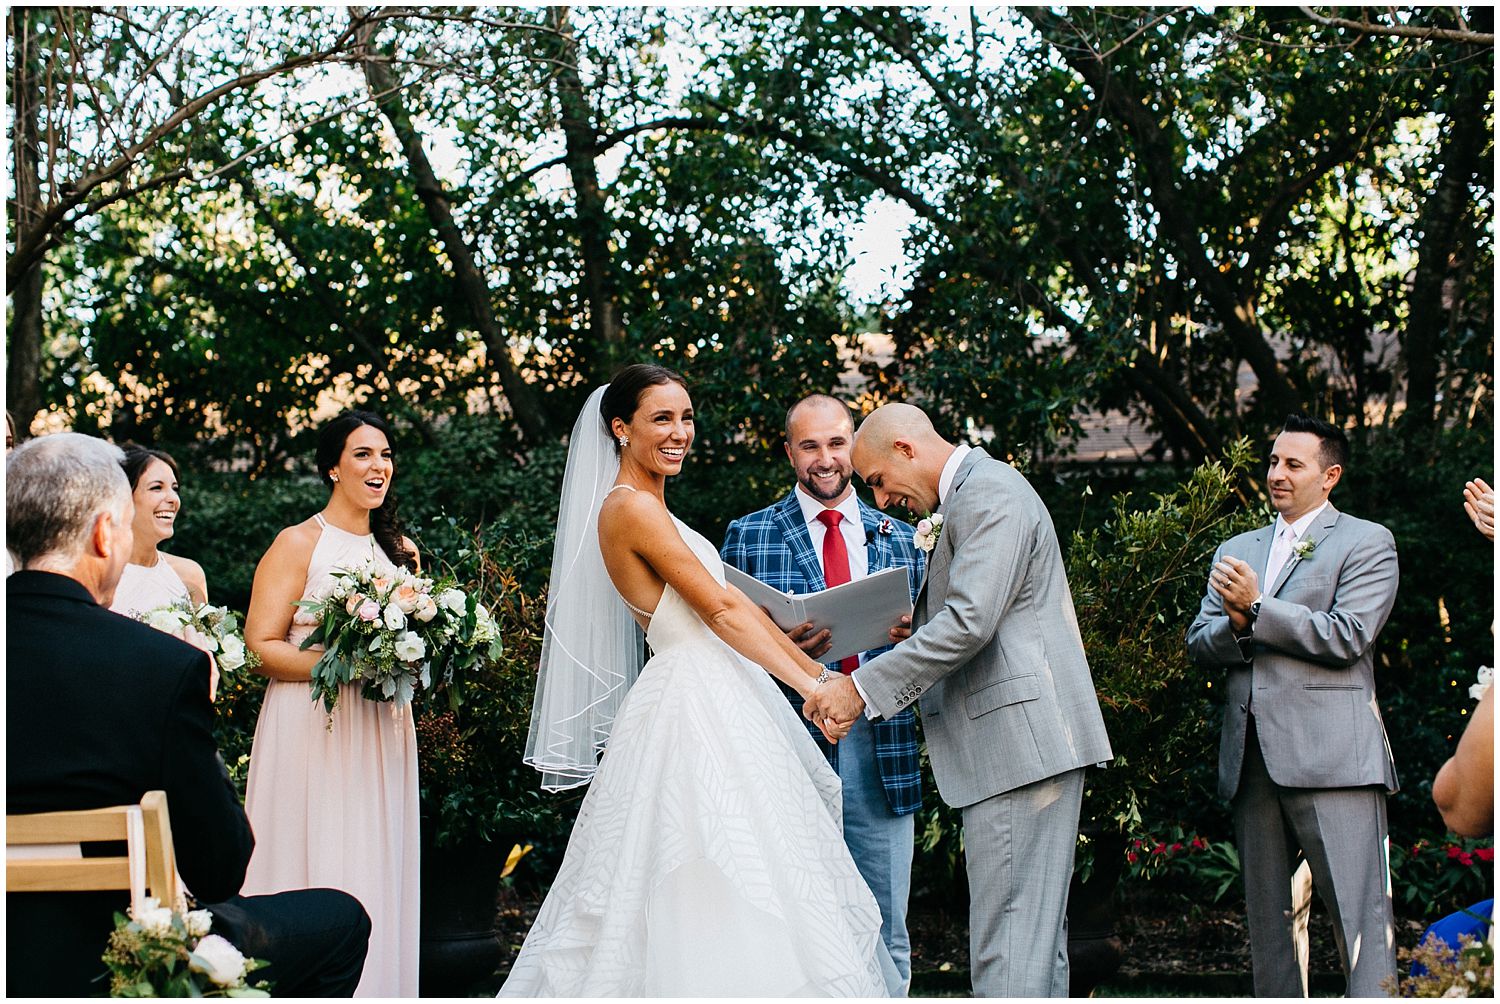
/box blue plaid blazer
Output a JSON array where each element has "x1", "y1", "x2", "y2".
[{"x1": 721, "y1": 490, "x2": 925, "y2": 816}]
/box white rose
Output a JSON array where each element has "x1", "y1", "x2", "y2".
[
  {"x1": 438, "y1": 588, "x2": 467, "y2": 614},
  {"x1": 218, "y1": 634, "x2": 247, "y2": 672},
  {"x1": 414, "y1": 594, "x2": 439, "y2": 623},
  {"x1": 145, "y1": 607, "x2": 190, "y2": 636},
  {"x1": 393, "y1": 631, "x2": 426, "y2": 663},
  {"x1": 382, "y1": 604, "x2": 406, "y2": 631},
  {"x1": 474, "y1": 605, "x2": 498, "y2": 644},
  {"x1": 183, "y1": 909, "x2": 213, "y2": 938},
  {"x1": 189, "y1": 933, "x2": 249, "y2": 987},
  {"x1": 132, "y1": 897, "x2": 175, "y2": 938}
]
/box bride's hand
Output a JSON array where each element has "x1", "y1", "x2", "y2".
[{"x1": 816, "y1": 716, "x2": 851, "y2": 744}]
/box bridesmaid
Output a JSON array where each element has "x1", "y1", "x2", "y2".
[
  {"x1": 241, "y1": 411, "x2": 420, "y2": 997},
  {"x1": 109, "y1": 445, "x2": 208, "y2": 616}
]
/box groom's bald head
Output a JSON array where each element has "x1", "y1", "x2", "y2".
[{"x1": 851, "y1": 403, "x2": 954, "y2": 515}]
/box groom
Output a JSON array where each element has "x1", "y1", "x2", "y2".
[
  {"x1": 721, "y1": 394, "x2": 924, "y2": 996},
  {"x1": 805, "y1": 403, "x2": 1113, "y2": 998}
]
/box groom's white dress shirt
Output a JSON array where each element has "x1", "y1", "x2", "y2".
[{"x1": 851, "y1": 444, "x2": 972, "y2": 714}]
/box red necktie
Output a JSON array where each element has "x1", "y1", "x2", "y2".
[{"x1": 816, "y1": 510, "x2": 860, "y2": 674}]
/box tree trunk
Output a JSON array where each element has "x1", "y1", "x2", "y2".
[
  {"x1": 1402, "y1": 42, "x2": 1490, "y2": 439},
  {"x1": 7, "y1": 8, "x2": 46, "y2": 433},
  {"x1": 353, "y1": 11, "x2": 550, "y2": 445},
  {"x1": 547, "y1": 7, "x2": 624, "y2": 382}
]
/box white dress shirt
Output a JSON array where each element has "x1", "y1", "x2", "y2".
[
  {"x1": 1263, "y1": 500, "x2": 1329, "y2": 595},
  {"x1": 937, "y1": 444, "x2": 973, "y2": 507},
  {"x1": 795, "y1": 485, "x2": 868, "y2": 583}
]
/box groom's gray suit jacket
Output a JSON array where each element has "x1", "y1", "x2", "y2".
[
  {"x1": 857, "y1": 449, "x2": 1113, "y2": 809},
  {"x1": 1187, "y1": 502, "x2": 1400, "y2": 801}
]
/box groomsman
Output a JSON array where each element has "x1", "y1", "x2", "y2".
[
  {"x1": 806, "y1": 403, "x2": 1113, "y2": 998},
  {"x1": 1188, "y1": 414, "x2": 1400, "y2": 996},
  {"x1": 721, "y1": 394, "x2": 924, "y2": 996}
]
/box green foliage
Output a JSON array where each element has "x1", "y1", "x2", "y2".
[
  {"x1": 1068, "y1": 439, "x2": 1262, "y2": 833},
  {"x1": 410, "y1": 519, "x2": 580, "y2": 874},
  {"x1": 1122, "y1": 828, "x2": 1241, "y2": 904},
  {"x1": 1390, "y1": 837, "x2": 1496, "y2": 920}
]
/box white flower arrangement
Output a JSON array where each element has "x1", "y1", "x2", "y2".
[
  {"x1": 1292, "y1": 538, "x2": 1317, "y2": 560},
  {"x1": 102, "y1": 897, "x2": 269, "y2": 997},
  {"x1": 913, "y1": 513, "x2": 945, "y2": 553},
  {"x1": 135, "y1": 602, "x2": 260, "y2": 674},
  {"x1": 1469, "y1": 666, "x2": 1493, "y2": 702}
]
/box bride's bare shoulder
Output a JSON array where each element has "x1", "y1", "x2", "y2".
[{"x1": 599, "y1": 486, "x2": 665, "y2": 521}]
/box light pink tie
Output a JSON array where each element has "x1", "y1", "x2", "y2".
[{"x1": 1264, "y1": 525, "x2": 1295, "y2": 591}]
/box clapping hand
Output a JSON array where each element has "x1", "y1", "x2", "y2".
[
  {"x1": 1464, "y1": 478, "x2": 1494, "y2": 541},
  {"x1": 1209, "y1": 557, "x2": 1260, "y2": 633}
]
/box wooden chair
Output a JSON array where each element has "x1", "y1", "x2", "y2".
[{"x1": 7, "y1": 790, "x2": 181, "y2": 911}]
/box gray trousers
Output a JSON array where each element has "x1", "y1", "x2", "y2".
[
  {"x1": 1233, "y1": 718, "x2": 1396, "y2": 997},
  {"x1": 961, "y1": 768, "x2": 1084, "y2": 997}
]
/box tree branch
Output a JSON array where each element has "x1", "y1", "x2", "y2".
[{"x1": 1298, "y1": 6, "x2": 1493, "y2": 46}]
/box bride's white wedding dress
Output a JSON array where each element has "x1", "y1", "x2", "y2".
[{"x1": 500, "y1": 514, "x2": 889, "y2": 997}]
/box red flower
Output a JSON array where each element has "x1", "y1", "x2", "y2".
[
  {"x1": 1477, "y1": 847, "x2": 1494, "y2": 863},
  {"x1": 1447, "y1": 845, "x2": 1464, "y2": 860},
  {"x1": 1171, "y1": 843, "x2": 1184, "y2": 853},
  {"x1": 1458, "y1": 851, "x2": 1475, "y2": 867},
  {"x1": 1126, "y1": 851, "x2": 1138, "y2": 863},
  {"x1": 1152, "y1": 843, "x2": 1166, "y2": 855},
  {"x1": 1191, "y1": 836, "x2": 1209, "y2": 851}
]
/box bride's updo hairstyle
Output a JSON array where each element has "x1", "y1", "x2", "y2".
[
  {"x1": 599, "y1": 363, "x2": 687, "y2": 453},
  {"x1": 315, "y1": 410, "x2": 417, "y2": 571}
]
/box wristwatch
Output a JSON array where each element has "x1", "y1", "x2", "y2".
[{"x1": 1249, "y1": 594, "x2": 1264, "y2": 621}]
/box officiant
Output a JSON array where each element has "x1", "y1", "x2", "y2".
[{"x1": 721, "y1": 394, "x2": 924, "y2": 997}]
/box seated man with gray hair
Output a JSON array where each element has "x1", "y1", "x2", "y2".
[{"x1": 6, "y1": 433, "x2": 371, "y2": 997}]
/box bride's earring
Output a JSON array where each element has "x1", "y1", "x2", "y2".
[
  {"x1": 617, "y1": 435, "x2": 630, "y2": 447},
  {"x1": 330, "y1": 472, "x2": 340, "y2": 482}
]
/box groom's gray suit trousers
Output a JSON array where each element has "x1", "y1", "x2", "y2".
[{"x1": 961, "y1": 767, "x2": 1084, "y2": 997}]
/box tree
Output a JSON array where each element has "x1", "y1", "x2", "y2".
[{"x1": 5, "y1": 6, "x2": 404, "y2": 430}]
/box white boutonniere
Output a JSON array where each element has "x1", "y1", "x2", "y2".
[
  {"x1": 913, "y1": 513, "x2": 944, "y2": 553},
  {"x1": 1291, "y1": 539, "x2": 1316, "y2": 560}
]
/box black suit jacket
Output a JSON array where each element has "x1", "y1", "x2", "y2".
[{"x1": 7, "y1": 570, "x2": 255, "y2": 996}]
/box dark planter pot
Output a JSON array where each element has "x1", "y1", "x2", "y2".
[
  {"x1": 1067, "y1": 826, "x2": 1126, "y2": 997},
  {"x1": 418, "y1": 820, "x2": 507, "y2": 997}
]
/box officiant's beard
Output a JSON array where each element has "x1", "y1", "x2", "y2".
[{"x1": 799, "y1": 468, "x2": 852, "y2": 503}]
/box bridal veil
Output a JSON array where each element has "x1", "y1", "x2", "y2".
[{"x1": 523, "y1": 385, "x2": 645, "y2": 791}]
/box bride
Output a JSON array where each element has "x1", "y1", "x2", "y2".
[{"x1": 501, "y1": 364, "x2": 892, "y2": 997}]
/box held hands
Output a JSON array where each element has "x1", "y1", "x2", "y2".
[
  {"x1": 803, "y1": 673, "x2": 865, "y2": 736},
  {"x1": 1464, "y1": 478, "x2": 1494, "y2": 541},
  {"x1": 1209, "y1": 557, "x2": 1260, "y2": 633}
]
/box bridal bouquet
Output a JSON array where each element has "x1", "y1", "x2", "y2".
[
  {"x1": 102, "y1": 898, "x2": 270, "y2": 997},
  {"x1": 136, "y1": 601, "x2": 259, "y2": 675},
  {"x1": 297, "y1": 560, "x2": 502, "y2": 713}
]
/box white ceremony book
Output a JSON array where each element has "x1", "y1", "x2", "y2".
[{"x1": 722, "y1": 563, "x2": 914, "y2": 666}]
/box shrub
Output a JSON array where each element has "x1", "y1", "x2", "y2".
[{"x1": 1067, "y1": 438, "x2": 1261, "y2": 835}]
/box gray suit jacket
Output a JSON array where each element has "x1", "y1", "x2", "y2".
[
  {"x1": 1186, "y1": 503, "x2": 1400, "y2": 801},
  {"x1": 856, "y1": 449, "x2": 1113, "y2": 808}
]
